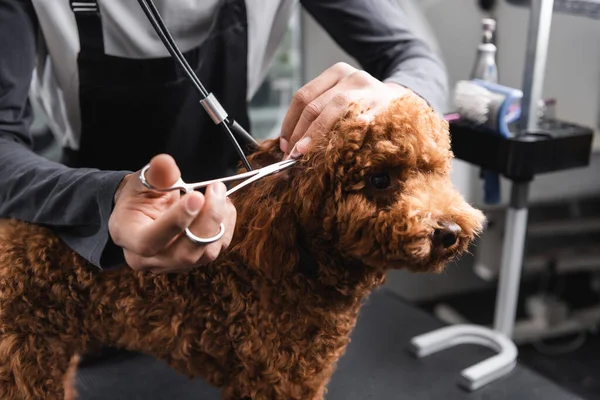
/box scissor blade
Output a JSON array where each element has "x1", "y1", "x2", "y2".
[
  {"x1": 257, "y1": 159, "x2": 297, "y2": 175},
  {"x1": 225, "y1": 159, "x2": 297, "y2": 196},
  {"x1": 186, "y1": 168, "x2": 260, "y2": 191}
]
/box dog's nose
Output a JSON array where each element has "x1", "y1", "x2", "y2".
[{"x1": 432, "y1": 223, "x2": 461, "y2": 249}]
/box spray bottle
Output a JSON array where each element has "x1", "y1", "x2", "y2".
[{"x1": 471, "y1": 18, "x2": 498, "y2": 83}]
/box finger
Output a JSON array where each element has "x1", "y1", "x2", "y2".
[
  {"x1": 165, "y1": 186, "x2": 233, "y2": 267},
  {"x1": 188, "y1": 197, "x2": 236, "y2": 251},
  {"x1": 190, "y1": 201, "x2": 235, "y2": 265},
  {"x1": 199, "y1": 197, "x2": 236, "y2": 255},
  {"x1": 126, "y1": 240, "x2": 221, "y2": 273},
  {"x1": 144, "y1": 153, "x2": 181, "y2": 190},
  {"x1": 123, "y1": 251, "x2": 193, "y2": 273},
  {"x1": 288, "y1": 91, "x2": 358, "y2": 160},
  {"x1": 157, "y1": 240, "x2": 225, "y2": 271},
  {"x1": 125, "y1": 198, "x2": 238, "y2": 273},
  {"x1": 220, "y1": 198, "x2": 237, "y2": 248},
  {"x1": 186, "y1": 181, "x2": 228, "y2": 240},
  {"x1": 280, "y1": 62, "x2": 356, "y2": 152},
  {"x1": 129, "y1": 190, "x2": 205, "y2": 256},
  {"x1": 124, "y1": 229, "x2": 217, "y2": 273},
  {"x1": 283, "y1": 87, "x2": 342, "y2": 158}
]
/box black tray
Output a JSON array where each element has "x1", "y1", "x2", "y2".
[{"x1": 449, "y1": 118, "x2": 595, "y2": 182}]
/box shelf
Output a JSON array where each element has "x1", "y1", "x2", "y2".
[{"x1": 450, "y1": 118, "x2": 595, "y2": 181}]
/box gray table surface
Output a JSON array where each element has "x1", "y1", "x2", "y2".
[{"x1": 75, "y1": 289, "x2": 582, "y2": 399}]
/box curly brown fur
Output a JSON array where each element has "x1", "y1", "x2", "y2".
[{"x1": 0, "y1": 93, "x2": 485, "y2": 399}]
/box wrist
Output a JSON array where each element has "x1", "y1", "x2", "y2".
[
  {"x1": 384, "y1": 81, "x2": 411, "y2": 97},
  {"x1": 114, "y1": 173, "x2": 132, "y2": 205}
]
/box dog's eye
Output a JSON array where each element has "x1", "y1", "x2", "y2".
[{"x1": 369, "y1": 173, "x2": 391, "y2": 190}]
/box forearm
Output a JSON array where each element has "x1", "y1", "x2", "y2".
[
  {"x1": 379, "y1": 44, "x2": 449, "y2": 116},
  {"x1": 0, "y1": 0, "x2": 130, "y2": 269},
  {"x1": 301, "y1": 0, "x2": 449, "y2": 113},
  {"x1": 0, "y1": 136, "x2": 129, "y2": 268}
]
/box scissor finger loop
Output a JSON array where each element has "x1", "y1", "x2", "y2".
[
  {"x1": 139, "y1": 164, "x2": 190, "y2": 193},
  {"x1": 185, "y1": 223, "x2": 226, "y2": 245}
]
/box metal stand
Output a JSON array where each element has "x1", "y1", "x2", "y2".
[
  {"x1": 409, "y1": 0, "x2": 555, "y2": 391},
  {"x1": 491, "y1": 0, "x2": 555, "y2": 337},
  {"x1": 494, "y1": 183, "x2": 530, "y2": 336},
  {"x1": 409, "y1": 325, "x2": 518, "y2": 391}
]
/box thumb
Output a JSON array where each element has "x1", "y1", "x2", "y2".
[{"x1": 144, "y1": 153, "x2": 181, "y2": 190}]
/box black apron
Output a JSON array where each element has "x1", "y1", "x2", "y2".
[
  {"x1": 65, "y1": 0, "x2": 251, "y2": 183},
  {"x1": 67, "y1": 0, "x2": 251, "y2": 389}
]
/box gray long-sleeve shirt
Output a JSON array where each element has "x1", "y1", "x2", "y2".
[{"x1": 0, "y1": 0, "x2": 448, "y2": 269}]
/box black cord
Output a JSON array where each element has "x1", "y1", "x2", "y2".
[
  {"x1": 478, "y1": 0, "x2": 497, "y2": 11},
  {"x1": 137, "y1": 0, "x2": 207, "y2": 97},
  {"x1": 137, "y1": 0, "x2": 253, "y2": 171}
]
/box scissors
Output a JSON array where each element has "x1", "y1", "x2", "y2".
[
  {"x1": 139, "y1": 159, "x2": 298, "y2": 244},
  {"x1": 135, "y1": 0, "x2": 299, "y2": 245}
]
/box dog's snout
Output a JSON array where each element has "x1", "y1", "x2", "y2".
[{"x1": 432, "y1": 223, "x2": 461, "y2": 249}]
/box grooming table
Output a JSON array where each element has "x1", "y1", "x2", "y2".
[{"x1": 74, "y1": 289, "x2": 581, "y2": 399}]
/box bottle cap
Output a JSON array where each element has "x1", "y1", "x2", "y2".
[
  {"x1": 478, "y1": 42, "x2": 497, "y2": 52},
  {"x1": 482, "y1": 18, "x2": 496, "y2": 32}
]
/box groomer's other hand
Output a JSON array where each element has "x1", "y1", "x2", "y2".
[
  {"x1": 108, "y1": 154, "x2": 237, "y2": 273},
  {"x1": 280, "y1": 62, "x2": 411, "y2": 158}
]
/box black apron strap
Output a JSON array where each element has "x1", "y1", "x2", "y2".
[
  {"x1": 69, "y1": 0, "x2": 105, "y2": 55},
  {"x1": 65, "y1": 0, "x2": 252, "y2": 182}
]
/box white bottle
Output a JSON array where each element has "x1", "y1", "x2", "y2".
[{"x1": 470, "y1": 18, "x2": 498, "y2": 83}]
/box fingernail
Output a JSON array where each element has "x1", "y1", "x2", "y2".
[
  {"x1": 287, "y1": 137, "x2": 311, "y2": 160},
  {"x1": 296, "y1": 136, "x2": 311, "y2": 151},
  {"x1": 280, "y1": 137, "x2": 289, "y2": 153},
  {"x1": 211, "y1": 182, "x2": 226, "y2": 197},
  {"x1": 288, "y1": 145, "x2": 301, "y2": 160},
  {"x1": 186, "y1": 194, "x2": 202, "y2": 215}
]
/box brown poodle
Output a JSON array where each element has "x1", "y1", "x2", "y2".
[{"x1": 0, "y1": 93, "x2": 485, "y2": 399}]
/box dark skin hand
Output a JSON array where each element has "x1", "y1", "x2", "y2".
[{"x1": 108, "y1": 154, "x2": 237, "y2": 273}]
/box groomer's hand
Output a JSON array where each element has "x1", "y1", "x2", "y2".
[
  {"x1": 108, "y1": 154, "x2": 237, "y2": 273},
  {"x1": 280, "y1": 62, "x2": 411, "y2": 158}
]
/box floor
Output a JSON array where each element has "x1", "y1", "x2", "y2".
[
  {"x1": 416, "y1": 270, "x2": 600, "y2": 400},
  {"x1": 387, "y1": 194, "x2": 600, "y2": 400}
]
